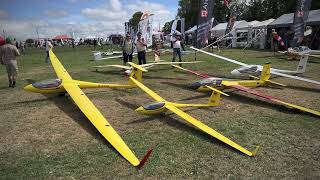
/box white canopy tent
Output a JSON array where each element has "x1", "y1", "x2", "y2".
[
  {"x1": 185, "y1": 25, "x2": 197, "y2": 34},
  {"x1": 211, "y1": 20, "x2": 248, "y2": 38}
]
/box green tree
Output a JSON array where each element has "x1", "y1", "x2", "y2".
[
  {"x1": 129, "y1": 11, "x2": 143, "y2": 32},
  {"x1": 162, "y1": 20, "x2": 174, "y2": 34}
]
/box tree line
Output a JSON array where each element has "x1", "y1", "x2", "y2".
[{"x1": 161, "y1": 0, "x2": 320, "y2": 34}]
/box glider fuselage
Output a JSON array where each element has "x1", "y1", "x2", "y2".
[
  {"x1": 190, "y1": 77, "x2": 265, "y2": 92},
  {"x1": 24, "y1": 79, "x2": 66, "y2": 93},
  {"x1": 135, "y1": 102, "x2": 168, "y2": 115}
]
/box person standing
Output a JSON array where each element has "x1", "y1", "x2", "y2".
[
  {"x1": 136, "y1": 32, "x2": 147, "y2": 65},
  {"x1": 0, "y1": 36, "x2": 20, "y2": 87},
  {"x1": 122, "y1": 33, "x2": 134, "y2": 65},
  {"x1": 152, "y1": 36, "x2": 161, "y2": 62},
  {"x1": 171, "y1": 34, "x2": 185, "y2": 66},
  {"x1": 45, "y1": 39, "x2": 53, "y2": 63}
]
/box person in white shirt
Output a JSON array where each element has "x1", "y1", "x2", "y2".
[
  {"x1": 45, "y1": 39, "x2": 53, "y2": 63},
  {"x1": 135, "y1": 32, "x2": 147, "y2": 65},
  {"x1": 171, "y1": 34, "x2": 185, "y2": 66}
]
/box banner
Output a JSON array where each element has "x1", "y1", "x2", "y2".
[
  {"x1": 196, "y1": 0, "x2": 214, "y2": 48},
  {"x1": 292, "y1": 0, "x2": 312, "y2": 46},
  {"x1": 138, "y1": 12, "x2": 153, "y2": 47}
]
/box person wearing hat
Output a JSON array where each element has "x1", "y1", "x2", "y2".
[
  {"x1": 0, "y1": 36, "x2": 20, "y2": 87},
  {"x1": 122, "y1": 32, "x2": 134, "y2": 65},
  {"x1": 135, "y1": 32, "x2": 147, "y2": 65}
]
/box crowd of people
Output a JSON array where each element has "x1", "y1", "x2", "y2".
[{"x1": 0, "y1": 32, "x2": 187, "y2": 89}]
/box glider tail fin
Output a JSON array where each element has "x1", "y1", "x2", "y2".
[
  {"x1": 128, "y1": 62, "x2": 148, "y2": 86},
  {"x1": 205, "y1": 85, "x2": 229, "y2": 106},
  {"x1": 260, "y1": 63, "x2": 271, "y2": 82},
  {"x1": 296, "y1": 54, "x2": 309, "y2": 73}
]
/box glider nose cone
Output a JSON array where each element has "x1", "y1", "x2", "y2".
[
  {"x1": 189, "y1": 82, "x2": 201, "y2": 90},
  {"x1": 24, "y1": 84, "x2": 35, "y2": 92},
  {"x1": 135, "y1": 106, "x2": 145, "y2": 113},
  {"x1": 231, "y1": 69, "x2": 241, "y2": 76}
]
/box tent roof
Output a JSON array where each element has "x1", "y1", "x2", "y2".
[
  {"x1": 268, "y1": 9, "x2": 320, "y2": 28},
  {"x1": 253, "y1": 19, "x2": 275, "y2": 28},
  {"x1": 185, "y1": 25, "x2": 197, "y2": 34},
  {"x1": 236, "y1": 20, "x2": 259, "y2": 30},
  {"x1": 0, "y1": 36, "x2": 5, "y2": 46},
  {"x1": 211, "y1": 20, "x2": 247, "y2": 31},
  {"x1": 52, "y1": 35, "x2": 72, "y2": 40}
]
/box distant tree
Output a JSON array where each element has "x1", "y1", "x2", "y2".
[
  {"x1": 162, "y1": 20, "x2": 174, "y2": 35},
  {"x1": 25, "y1": 39, "x2": 34, "y2": 44},
  {"x1": 129, "y1": 11, "x2": 143, "y2": 32}
]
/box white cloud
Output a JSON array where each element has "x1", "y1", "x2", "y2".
[
  {"x1": 0, "y1": 10, "x2": 8, "y2": 19},
  {"x1": 1, "y1": 0, "x2": 176, "y2": 40},
  {"x1": 110, "y1": 0, "x2": 121, "y2": 11},
  {"x1": 43, "y1": 9, "x2": 68, "y2": 18}
]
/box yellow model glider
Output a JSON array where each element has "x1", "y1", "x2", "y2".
[
  {"x1": 173, "y1": 63, "x2": 320, "y2": 117},
  {"x1": 24, "y1": 49, "x2": 152, "y2": 167},
  {"x1": 128, "y1": 68, "x2": 259, "y2": 157}
]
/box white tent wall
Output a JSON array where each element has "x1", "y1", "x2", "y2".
[
  {"x1": 251, "y1": 19, "x2": 275, "y2": 49},
  {"x1": 210, "y1": 20, "x2": 248, "y2": 47}
]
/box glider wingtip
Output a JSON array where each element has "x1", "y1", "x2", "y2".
[
  {"x1": 137, "y1": 147, "x2": 155, "y2": 168},
  {"x1": 251, "y1": 145, "x2": 260, "y2": 157}
]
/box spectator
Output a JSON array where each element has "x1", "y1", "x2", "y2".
[
  {"x1": 44, "y1": 39, "x2": 53, "y2": 63},
  {"x1": 171, "y1": 34, "x2": 185, "y2": 66},
  {"x1": 0, "y1": 36, "x2": 20, "y2": 87},
  {"x1": 122, "y1": 33, "x2": 134, "y2": 65},
  {"x1": 136, "y1": 32, "x2": 147, "y2": 65}
]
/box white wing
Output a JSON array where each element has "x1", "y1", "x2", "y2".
[
  {"x1": 271, "y1": 71, "x2": 320, "y2": 85},
  {"x1": 190, "y1": 47, "x2": 248, "y2": 66}
]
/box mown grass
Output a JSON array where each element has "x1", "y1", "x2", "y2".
[{"x1": 0, "y1": 45, "x2": 319, "y2": 179}]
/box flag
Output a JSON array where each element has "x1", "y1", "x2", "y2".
[
  {"x1": 292, "y1": 0, "x2": 312, "y2": 46},
  {"x1": 196, "y1": 0, "x2": 214, "y2": 48}
]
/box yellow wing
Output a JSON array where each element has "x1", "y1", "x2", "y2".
[
  {"x1": 63, "y1": 83, "x2": 140, "y2": 166},
  {"x1": 129, "y1": 77, "x2": 165, "y2": 102},
  {"x1": 49, "y1": 49, "x2": 73, "y2": 80},
  {"x1": 165, "y1": 105, "x2": 258, "y2": 156}
]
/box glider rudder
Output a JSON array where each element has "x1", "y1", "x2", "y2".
[
  {"x1": 205, "y1": 85, "x2": 229, "y2": 106},
  {"x1": 128, "y1": 62, "x2": 148, "y2": 86}
]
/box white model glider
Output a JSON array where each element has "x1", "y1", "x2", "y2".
[{"x1": 191, "y1": 46, "x2": 320, "y2": 85}]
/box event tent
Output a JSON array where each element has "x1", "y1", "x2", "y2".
[
  {"x1": 52, "y1": 35, "x2": 73, "y2": 40},
  {"x1": 185, "y1": 25, "x2": 197, "y2": 34},
  {"x1": 211, "y1": 20, "x2": 248, "y2": 38},
  {"x1": 0, "y1": 36, "x2": 5, "y2": 46},
  {"x1": 236, "y1": 20, "x2": 260, "y2": 31},
  {"x1": 253, "y1": 19, "x2": 275, "y2": 29},
  {"x1": 268, "y1": 9, "x2": 320, "y2": 28}
]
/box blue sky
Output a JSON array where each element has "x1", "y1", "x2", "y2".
[{"x1": 0, "y1": 0, "x2": 178, "y2": 39}]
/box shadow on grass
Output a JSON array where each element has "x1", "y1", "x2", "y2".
[
  {"x1": 116, "y1": 97, "x2": 246, "y2": 156},
  {"x1": 22, "y1": 79, "x2": 125, "y2": 156},
  {"x1": 143, "y1": 75, "x2": 186, "y2": 81},
  {"x1": 228, "y1": 92, "x2": 318, "y2": 118},
  {"x1": 285, "y1": 85, "x2": 320, "y2": 93},
  {"x1": 92, "y1": 69, "x2": 127, "y2": 77}
]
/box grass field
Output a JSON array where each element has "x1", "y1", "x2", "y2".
[{"x1": 0, "y1": 46, "x2": 319, "y2": 179}]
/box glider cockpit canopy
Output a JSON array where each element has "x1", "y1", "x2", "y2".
[{"x1": 32, "y1": 79, "x2": 62, "y2": 89}]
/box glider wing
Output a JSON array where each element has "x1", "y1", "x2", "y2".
[
  {"x1": 129, "y1": 77, "x2": 165, "y2": 102},
  {"x1": 63, "y1": 83, "x2": 141, "y2": 166},
  {"x1": 228, "y1": 84, "x2": 320, "y2": 116},
  {"x1": 165, "y1": 105, "x2": 258, "y2": 156},
  {"x1": 49, "y1": 49, "x2": 73, "y2": 80},
  {"x1": 270, "y1": 71, "x2": 320, "y2": 85}
]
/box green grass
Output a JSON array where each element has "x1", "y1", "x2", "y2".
[{"x1": 0, "y1": 46, "x2": 319, "y2": 179}]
